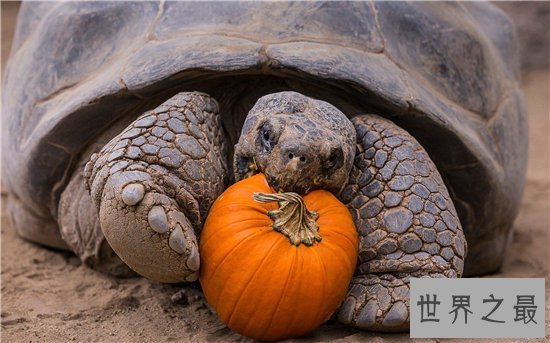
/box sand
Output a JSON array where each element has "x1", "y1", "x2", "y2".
[{"x1": 1, "y1": 2, "x2": 548, "y2": 342}]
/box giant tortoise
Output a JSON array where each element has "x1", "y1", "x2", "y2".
[{"x1": 3, "y1": 1, "x2": 527, "y2": 331}]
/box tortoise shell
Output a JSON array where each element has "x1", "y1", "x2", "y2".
[{"x1": 2, "y1": 2, "x2": 527, "y2": 275}]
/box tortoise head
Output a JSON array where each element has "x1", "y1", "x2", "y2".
[{"x1": 234, "y1": 91, "x2": 356, "y2": 195}]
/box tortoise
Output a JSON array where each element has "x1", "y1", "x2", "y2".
[{"x1": 3, "y1": 1, "x2": 527, "y2": 332}]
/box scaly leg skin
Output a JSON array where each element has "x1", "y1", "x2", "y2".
[
  {"x1": 337, "y1": 114, "x2": 467, "y2": 331},
  {"x1": 84, "y1": 92, "x2": 229, "y2": 283}
]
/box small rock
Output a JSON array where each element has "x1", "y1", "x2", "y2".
[{"x1": 170, "y1": 290, "x2": 190, "y2": 306}]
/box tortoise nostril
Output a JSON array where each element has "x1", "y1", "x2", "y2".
[{"x1": 288, "y1": 152, "x2": 306, "y2": 163}]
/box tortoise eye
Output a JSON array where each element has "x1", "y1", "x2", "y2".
[
  {"x1": 260, "y1": 126, "x2": 272, "y2": 153},
  {"x1": 324, "y1": 147, "x2": 343, "y2": 172}
]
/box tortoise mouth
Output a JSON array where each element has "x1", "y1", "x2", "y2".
[{"x1": 263, "y1": 170, "x2": 317, "y2": 195}]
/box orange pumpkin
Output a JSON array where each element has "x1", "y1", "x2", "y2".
[{"x1": 199, "y1": 173, "x2": 358, "y2": 341}]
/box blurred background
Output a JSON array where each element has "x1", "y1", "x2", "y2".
[{"x1": 1, "y1": 1, "x2": 548, "y2": 342}]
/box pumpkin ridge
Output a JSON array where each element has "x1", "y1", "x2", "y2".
[
  {"x1": 303, "y1": 190, "x2": 342, "y2": 209},
  {"x1": 260, "y1": 245, "x2": 297, "y2": 339},
  {"x1": 225, "y1": 234, "x2": 284, "y2": 328},
  {"x1": 240, "y1": 236, "x2": 293, "y2": 338},
  {"x1": 316, "y1": 222, "x2": 358, "y2": 252},
  {"x1": 316, "y1": 237, "x2": 357, "y2": 279},
  {"x1": 281, "y1": 248, "x2": 303, "y2": 342},
  {"x1": 206, "y1": 230, "x2": 270, "y2": 309},
  {"x1": 311, "y1": 202, "x2": 350, "y2": 215},
  {"x1": 311, "y1": 246, "x2": 329, "y2": 325},
  {"x1": 214, "y1": 202, "x2": 277, "y2": 217},
  {"x1": 200, "y1": 217, "x2": 269, "y2": 249}
]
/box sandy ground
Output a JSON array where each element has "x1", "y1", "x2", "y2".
[{"x1": 1, "y1": 2, "x2": 549, "y2": 342}]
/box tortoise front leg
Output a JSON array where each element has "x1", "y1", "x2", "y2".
[
  {"x1": 337, "y1": 114, "x2": 467, "y2": 331},
  {"x1": 84, "y1": 92, "x2": 229, "y2": 283}
]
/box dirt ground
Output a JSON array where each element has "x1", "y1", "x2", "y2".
[{"x1": 1, "y1": 2, "x2": 548, "y2": 342}]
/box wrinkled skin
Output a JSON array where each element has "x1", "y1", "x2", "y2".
[
  {"x1": 83, "y1": 90, "x2": 466, "y2": 331},
  {"x1": 234, "y1": 92, "x2": 356, "y2": 195},
  {"x1": 336, "y1": 115, "x2": 465, "y2": 330},
  {"x1": 84, "y1": 92, "x2": 228, "y2": 283}
]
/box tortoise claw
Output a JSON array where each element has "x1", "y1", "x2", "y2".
[
  {"x1": 337, "y1": 274, "x2": 410, "y2": 331},
  {"x1": 84, "y1": 92, "x2": 229, "y2": 283}
]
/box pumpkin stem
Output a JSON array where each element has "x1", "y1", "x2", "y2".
[{"x1": 253, "y1": 192, "x2": 321, "y2": 246}]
